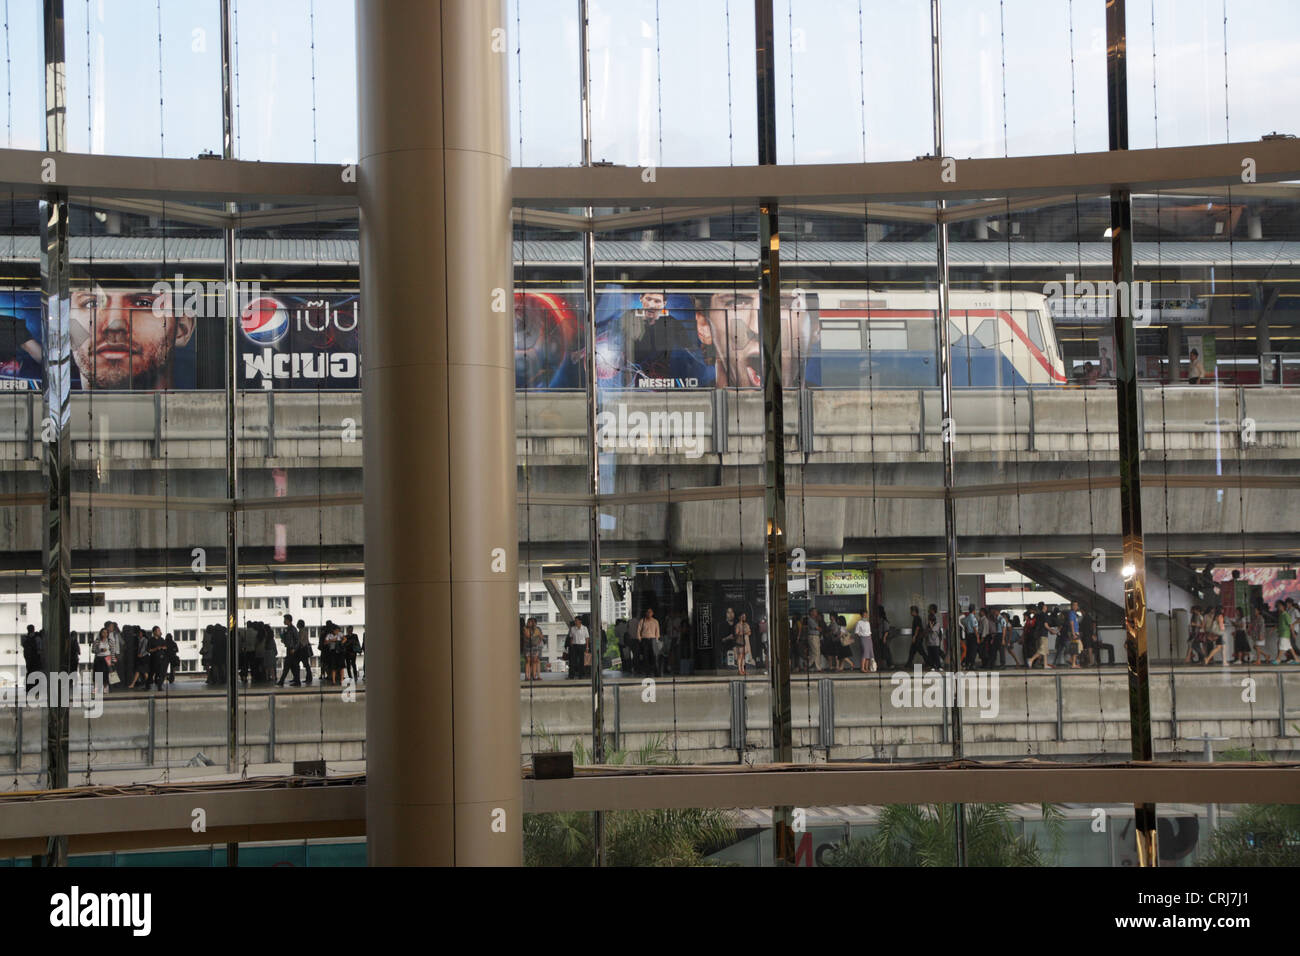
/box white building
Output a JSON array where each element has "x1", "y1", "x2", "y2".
[{"x1": 0, "y1": 583, "x2": 366, "y2": 685}]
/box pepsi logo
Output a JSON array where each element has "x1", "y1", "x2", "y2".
[{"x1": 240, "y1": 297, "x2": 290, "y2": 345}]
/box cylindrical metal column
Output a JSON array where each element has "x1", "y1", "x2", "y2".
[
  {"x1": 220, "y1": 0, "x2": 239, "y2": 779},
  {"x1": 1106, "y1": 0, "x2": 1159, "y2": 868},
  {"x1": 930, "y1": 0, "x2": 965, "y2": 867},
  {"x1": 39, "y1": 0, "x2": 70, "y2": 868},
  {"x1": 358, "y1": 0, "x2": 520, "y2": 865},
  {"x1": 577, "y1": 0, "x2": 605, "y2": 865},
  {"x1": 755, "y1": 0, "x2": 795, "y2": 868}
]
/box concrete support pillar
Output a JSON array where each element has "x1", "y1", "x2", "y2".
[
  {"x1": 1167, "y1": 323, "x2": 1181, "y2": 384},
  {"x1": 358, "y1": 0, "x2": 520, "y2": 865}
]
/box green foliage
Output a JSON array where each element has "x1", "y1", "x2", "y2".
[
  {"x1": 1198, "y1": 803, "x2": 1300, "y2": 866},
  {"x1": 524, "y1": 733, "x2": 738, "y2": 867},
  {"x1": 1194, "y1": 746, "x2": 1300, "y2": 865},
  {"x1": 822, "y1": 803, "x2": 1059, "y2": 867}
]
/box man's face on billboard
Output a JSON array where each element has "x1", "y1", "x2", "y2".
[
  {"x1": 639, "y1": 292, "x2": 665, "y2": 314},
  {"x1": 695, "y1": 291, "x2": 814, "y2": 387},
  {"x1": 697, "y1": 292, "x2": 761, "y2": 387},
  {"x1": 70, "y1": 287, "x2": 194, "y2": 389}
]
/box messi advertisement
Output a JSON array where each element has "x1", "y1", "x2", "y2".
[
  {"x1": 0, "y1": 286, "x2": 360, "y2": 392},
  {"x1": 515, "y1": 286, "x2": 822, "y2": 390},
  {"x1": 1, "y1": 283, "x2": 807, "y2": 393}
]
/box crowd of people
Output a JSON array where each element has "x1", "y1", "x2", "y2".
[
  {"x1": 20, "y1": 620, "x2": 181, "y2": 696},
  {"x1": 1181, "y1": 599, "x2": 1299, "y2": 665},
  {"x1": 615, "y1": 607, "x2": 692, "y2": 678},
  {"x1": 519, "y1": 591, "x2": 1300, "y2": 683},
  {"x1": 270, "y1": 615, "x2": 363, "y2": 687},
  {"x1": 17, "y1": 616, "x2": 363, "y2": 695},
  {"x1": 788, "y1": 600, "x2": 1116, "y2": 673}
]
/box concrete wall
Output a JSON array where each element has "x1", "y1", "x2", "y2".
[{"x1": 4, "y1": 669, "x2": 1296, "y2": 782}]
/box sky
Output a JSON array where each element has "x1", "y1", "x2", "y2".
[{"x1": 0, "y1": 0, "x2": 1294, "y2": 168}]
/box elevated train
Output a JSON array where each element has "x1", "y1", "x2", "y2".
[{"x1": 513, "y1": 286, "x2": 1067, "y2": 390}]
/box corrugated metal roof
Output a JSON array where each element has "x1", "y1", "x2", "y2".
[{"x1": 0, "y1": 236, "x2": 1291, "y2": 268}]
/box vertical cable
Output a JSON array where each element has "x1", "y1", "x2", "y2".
[{"x1": 724, "y1": 0, "x2": 733, "y2": 166}]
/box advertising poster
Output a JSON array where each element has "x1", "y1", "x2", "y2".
[
  {"x1": 515, "y1": 286, "x2": 822, "y2": 391},
  {"x1": 0, "y1": 286, "x2": 362, "y2": 392},
  {"x1": 1095, "y1": 334, "x2": 1116, "y2": 381},
  {"x1": 0, "y1": 291, "x2": 42, "y2": 390},
  {"x1": 237, "y1": 292, "x2": 361, "y2": 391},
  {"x1": 821, "y1": 569, "x2": 870, "y2": 595}
]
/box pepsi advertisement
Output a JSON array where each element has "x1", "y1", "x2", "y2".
[
  {"x1": 237, "y1": 292, "x2": 361, "y2": 391},
  {"x1": 0, "y1": 287, "x2": 361, "y2": 392}
]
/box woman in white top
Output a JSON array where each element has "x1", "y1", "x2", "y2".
[
  {"x1": 567, "y1": 617, "x2": 589, "y2": 679},
  {"x1": 856, "y1": 616, "x2": 874, "y2": 673},
  {"x1": 91, "y1": 628, "x2": 114, "y2": 696}
]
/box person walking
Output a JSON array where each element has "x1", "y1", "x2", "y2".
[
  {"x1": 344, "y1": 626, "x2": 361, "y2": 682},
  {"x1": 1274, "y1": 601, "x2": 1296, "y2": 664},
  {"x1": 90, "y1": 628, "x2": 114, "y2": 696},
  {"x1": 567, "y1": 615, "x2": 589, "y2": 679},
  {"x1": 21, "y1": 624, "x2": 43, "y2": 694},
  {"x1": 522, "y1": 616, "x2": 544, "y2": 680},
  {"x1": 904, "y1": 606, "x2": 926, "y2": 668},
  {"x1": 1025, "y1": 610, "x2": 1051, "y2": 669},
  {"x1": 960, "y1": 605, "x2": 978, "y2": 669},
  {"x1": 806, "y1": 610, "x2": 823, "y2": 672},
  {"x1": 834, "y1": 615, "x2": 855, "y2": 671},
  {"x1": 615, "y1": 617, "x2": 632, "y2": 674},
  {"x1": 636, "y1": 607, "x2": 661, "y2": 678},
  {"x1": 296, "y1": 619, "x2": 314, "y2": 684},
  {"x1": 277, "y1": 614, "x2": 301, "y2": 686},
  {"x1": 855, "y1": 614, "x2": 874, "y2": 673},
  {"x1": 147, "y1": 626, "x2": 169, "y2": 691},
  {"x1": 163, "y1": 632, "x2": 179, "y2": 686},
  {"x1": 924, "y1": 609, "x2": 944, "y2": 670},
  {"x1": 874, "y1": 605, "x2": 894, "y2": 670},
  {"x1": 733, "y1": 611, "x2": 752, "y2": 677},
  {"x1": 1202, "y1": 608, "x2": 1227, "y2": 665}
]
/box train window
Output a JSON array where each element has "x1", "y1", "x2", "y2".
[
  {"x1": 971, "y1": 319, "x2": 998, "y2": 348},
  {"x1": 1019, "y1": 310, "x2": 1046, "y2": 351},
  {"x1": 906, "y1": 315, "x2": 937, "y2": 352},
  {"x1": 820, "y1": 320, "x2": 862, "y2": 351},
  {"x1": 864, "y1": 322, "x2": 907, "y2": 351}
]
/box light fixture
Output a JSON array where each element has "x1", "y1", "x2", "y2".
[
  {"x1": 1122, "y1": 564, "x2": 1136, "y2": 579},
  {"x1": 1103, "y1": 227, "x2": 1113, "y2": 238}
]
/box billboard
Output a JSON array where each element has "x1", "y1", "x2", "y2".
[
  {"x1": 515, "y1": 286, "x2": 822, "y2": 390},
  {"x1": 0, "y1": 287, "x2": 361, "y2": 392},
  {"x1": 237, "y1": 293, "x2": 360, "y2": 391}
]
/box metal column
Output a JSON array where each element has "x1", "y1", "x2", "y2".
[
  {"x1": 577, "y1": 0, "x2": 606, "y2": 867},
  {"x1": 930, "y1": 0, "x2": 965, "y2": 867},
  {"x1": 219, "y1": 0, "x2": 240, "y2": 780},
  {"x1": 754, "y1": 0, "x2": 795, "y2": 867},
  {"x1": 39, "y1": 0, "x2": 70, "y2": 868},
  {"x1": 1106, "y1": 0, "x2": 1158, "y2": 868}
]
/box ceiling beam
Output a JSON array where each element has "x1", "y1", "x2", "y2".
[
  {"x1": 513, "y1": 140, "x2": 1300, "y2": 207},
  {"x1": 525, "y1": 761, "x2": 1300, "y2": 812}
]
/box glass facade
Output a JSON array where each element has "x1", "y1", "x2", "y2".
[{"x1": 0, "y1": 0, "x2": 1296, "y2": 870}]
